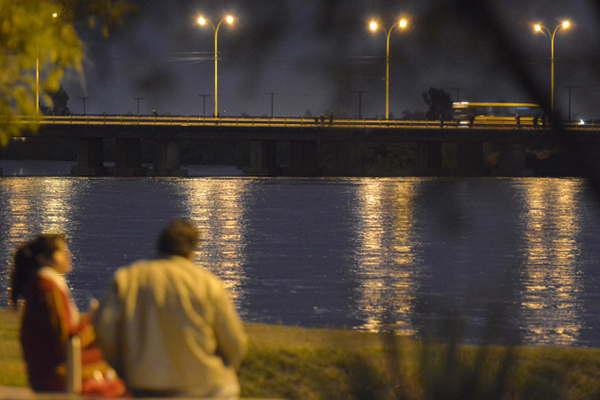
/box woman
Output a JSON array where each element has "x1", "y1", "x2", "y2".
[{"x1": 10, "y1": 234, "x2": 126, "y2": 397}]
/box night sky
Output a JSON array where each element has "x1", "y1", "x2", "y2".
[{"x1": 62, "y1": 0, "x2": 600, "y2": 119}]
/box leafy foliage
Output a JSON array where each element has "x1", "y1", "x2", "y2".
[
  {"x1": 0, "y1": 0, "x2": 135, "y2": 147},
  {"x1": 0, "y1": 0, "x2": 81, "y2": 146}
]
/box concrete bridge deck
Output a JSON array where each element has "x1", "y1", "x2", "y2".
[
  {"x1": 15, "y1": 115, "x2": 600, "y2": 131},
  {"x1": 5, "y1": 116, "x2": 600, "y2": 177}
]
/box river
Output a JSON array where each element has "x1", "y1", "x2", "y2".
[{"x1": 1, "y1": 174, "x2": 599, "y2": 346}]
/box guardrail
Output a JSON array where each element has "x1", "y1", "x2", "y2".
[{"x1": 11, "y1": 115, "x2": 600, "y2": 131}]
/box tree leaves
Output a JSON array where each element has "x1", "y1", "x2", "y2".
[{"x1": 0, "y1": 0, "x2": 134, "y2": 146}]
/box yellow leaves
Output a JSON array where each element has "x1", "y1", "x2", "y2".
[
  {"x1": 0, "y1": 0, "x2": 84, "y2": 146},
  {"x1": 1, "y1": 19, "x2": 10, "y2": 34},
  {"x1": 87, "y1": 15, "x2": 98, "y2": 29},
  {"x1": 45, "y1": 69, "x2": 63, "y2": 92},
  {"x1": 0, "y1": 0, "x2": 134, "y2": 145}
]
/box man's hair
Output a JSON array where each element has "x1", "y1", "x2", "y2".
[{"x1": 157, "y1": 219, "x2": 199, "y2": 258}]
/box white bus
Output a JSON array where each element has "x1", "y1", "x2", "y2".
[{"x1": 453, "y1": 102, "x2": 543, "y2": 126}]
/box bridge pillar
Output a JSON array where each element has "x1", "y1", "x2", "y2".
[
  {"x1": 248, "y1": 140, "x2": 277, "y2": 175},
  {"x1": 580, "y1": 142, "x2": 600, "y2": 178},
  {"x1": 114, "y1": 138, "x2": 146, "y2": 176},
  {"x1": 456, "y1": 142, "x2": 485, "y2": 176},
  {"x1": 154, "y1": 140, "x2": 185, "y2": 176},
  {"x1": 319, "y1": 140, "x2": 366, "y2": 176},
  {"x1": 441, "y1": 143, "x2": 458, "y2": 173},
  {"x1": 72, "y1": 138, "x2": 105, "y2": 176},
  {"x1": 289, "y1": 141, "x2": 319, "y2": 176},
  {"x1": 495, "y1": 143, "x2": 528, "y2": 176},
  {"x1": 416, "y1": 142, "x2": 442, "y2": 175}
]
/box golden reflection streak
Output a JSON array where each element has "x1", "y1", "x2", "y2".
[
  {"x1": 2, "y1": 178, "x2": 74, "y2": 242},
  {"x1": 180, "y1": 179, "x2": 248, "y2": 304},
  {"x1": 522, "y1": 179, "x2": 582, "y2": 345},
  {"x1": 2, "y1": 180, "x2": 35, "y2": 246},
  {"x1": 37, "y1": 178, "x2": 75, "y2": 235},
  {"x1": 355, "y1": 180, "x2": 418, "y2": 334},
  {"x1": 1, "y1": 179, "x2": 75, "y2": 294}
]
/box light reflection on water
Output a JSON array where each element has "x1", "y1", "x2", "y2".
[
  {"x1": 355, "y1": 180, "x2": 418, "y2": 334},
  {"x1": 179, "y1": 179, "x2": 248, "y2": 303},
  {"x1": 1, "y1": 176, "x2": 599, "y2": 347},
  {"x1": 3, "y1": 179, "x2": 76, "y2": 241},
  {"x1": 521, "y1": 179, "x2": 583, "y2": 345},
  {"x1": 0, "y1": 179, "x2": 81, "y2": 298}
]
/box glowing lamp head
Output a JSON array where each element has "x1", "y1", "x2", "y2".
[
  {"x1": 398, "y1": 18, "x2": 409, "y2": 30},
  {"x1": 561, "y1": 19, "x2": 572, "y2": 30},
  {"x1": 197, "y1": 15, "x2": 208, "y2": 27},
  {"x1": 368, "y1": 20, "x2": 379, "y2": 33},
  {"x1": 533, "y1": 23, "x2": 543, "y2": 33},
  {"x1": 52, "y1": 12, "x2": 59, "y2": 19},
  {"x1": 225, "y1": 15, "x2": 236, "y2": 25}
]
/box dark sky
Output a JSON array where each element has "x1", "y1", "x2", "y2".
[{"x1": 62, "y1": 0, "x2": 600, "y2": 119}]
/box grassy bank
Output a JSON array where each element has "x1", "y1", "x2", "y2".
[{"x1": 1, "y1": 310, "x2": 599, "y2": 399}]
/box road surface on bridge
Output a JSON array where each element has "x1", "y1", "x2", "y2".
[{"x1": 13, "y1": 115, "x2": 600, "y2": 131}]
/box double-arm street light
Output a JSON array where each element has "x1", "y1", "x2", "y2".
[
  {"x1": 532, "y1": 19, "x2": 572, "y2": 113},
  {"x1": 368, "y1": 17, "x2": 410, "y2": 120},
  {"x1": 196, "y1": 13, "x2": 236, "y2": 118}
]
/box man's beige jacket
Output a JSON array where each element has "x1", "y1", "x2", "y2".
[{"x1": 93, "y1": 256, "x2": 247, "y2": 397}]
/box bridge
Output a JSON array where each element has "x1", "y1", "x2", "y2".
[{"x1": 9, "y1": 116, "x2": 600, "y2": 177}]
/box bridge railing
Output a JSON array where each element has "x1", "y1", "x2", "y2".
[{"x1": 11, "y1": 115, "x2": 600, "y2": 131}]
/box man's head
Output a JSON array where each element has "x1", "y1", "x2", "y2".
[{"x1": 157, "y1": 219, "x2": 199, "y2": 259}]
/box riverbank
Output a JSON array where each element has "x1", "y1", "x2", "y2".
[{"x1": 1, "y1": 310, "x2": 599, "y2": 399}]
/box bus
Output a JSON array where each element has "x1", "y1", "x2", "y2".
[{"x1": 452, "y1": 102, "x2": 543, "y2": 126}]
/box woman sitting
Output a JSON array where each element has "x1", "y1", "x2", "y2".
[{"x1": 9, "y1": 233, "x2": 126, "y2": 397}]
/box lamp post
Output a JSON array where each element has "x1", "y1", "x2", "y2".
[
  {"x1": 35, "y1": 11, "x2": 60, "y2": 114},
  {"x1": 368, "y1": 17, "x2": 410, "y2": 120},
  {"x1": 35, "y1": 51, "x2": 40, "y2": 114},
  {"x1": 197, "y1": 14, "x2": 236, "y2": 118},
  {"x1": 533, "y1": 19, "x2": 572, "y2": 113}
]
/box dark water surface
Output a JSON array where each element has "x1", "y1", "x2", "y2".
[{"x1": 1, "y1": 177, "x2": 599, "y2": 347}]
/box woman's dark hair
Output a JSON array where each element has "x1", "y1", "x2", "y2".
[
  {"x1": 157, "y1": 219, "x2": 199, "y2": 258},
  {"x1": 9, "y1": 234, "x2": 66, "y2": 305}
]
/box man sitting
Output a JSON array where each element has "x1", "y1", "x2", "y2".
[{"x1": 93, "y1": 219, "x2": 247, "y2": 398}]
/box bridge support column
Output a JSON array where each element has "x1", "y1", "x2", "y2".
[
  {"x1": 416, "y1": 142, "x2": 442, "y2": 175},
  {"x1": 441, "y1": 143, "x2": 458, "y2": 173},
  {"x1": 319, "y1": 140, "x2": 366, "y2": 176},
  {"x1": 154, "y1": 140, "x2": 185, "y2": 176},
  {"x1": 289, "y1": 141, "x2": 319, "y2": 176},
  {"x1": 115, "y1": 138, "x2": 146, "y2": 176},
  {"x1": 495, "y1": 143, "x2": 528, "y2": 176},
  {"x1": 456, "y1": 142, "x2": 485, "y2": 176},
  {"x1": 248, "y1": 140, "x2": 277, "y2": 175},
  {"x1": 72, "y1": 138, "x2": 105, "y2": 176}
]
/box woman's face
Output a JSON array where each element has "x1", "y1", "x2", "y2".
[{"x1": 49, "y1": 240, "x2": 72, "y2": 274}]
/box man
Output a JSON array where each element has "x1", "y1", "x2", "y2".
[{"x1": 93, "y1": 219, "x2": 247, "y2": 398}]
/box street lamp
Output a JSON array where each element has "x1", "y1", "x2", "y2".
[
  {"x1": 36, "y1": 11, "x2": 60, "y2": 114},
  {"x1": 532, "y1": 19, "x2": 572, "y2": 113},
  {"x1": 196, "y1": 13, "x2": 237, "y2": 118},
  {"x1": 368, "y1": 17, "x2": 410, "y2": 120}
]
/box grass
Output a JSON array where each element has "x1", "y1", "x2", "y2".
[
  {"x1": 0, "y1": 311, "x2": 26, "y2": 387},
  {"x1": 2, "y1": 310, "x2": 600, "y2": 399}
]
